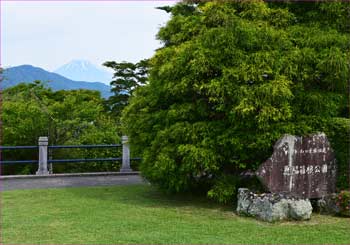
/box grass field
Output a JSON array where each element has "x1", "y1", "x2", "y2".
[{"x1": 1, "y1": 184, "x2": 349, "y2": 244}]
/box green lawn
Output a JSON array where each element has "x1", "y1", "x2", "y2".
[{"x1": 1, "y1": 184, "x2": 349, "y2": 244}]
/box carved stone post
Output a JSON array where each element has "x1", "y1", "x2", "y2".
[
  {"x1": 36, "y1": 136, "x2": 49, "y2": 175},
  {"x1": 120, "y1": 136, "x2": 132, "y2": 172}
]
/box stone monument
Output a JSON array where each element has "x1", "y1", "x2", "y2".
[{"x1": 256, "y1": 133, "x2": 337, "y2": 199}]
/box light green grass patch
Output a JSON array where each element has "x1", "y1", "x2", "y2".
[{"x1": 1, "y1": 184, "x2": 349, "y2": 244}]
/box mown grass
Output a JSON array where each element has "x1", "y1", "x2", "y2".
[{"x1": 1, "y1": 184, "x2": 349, "y2": 244}]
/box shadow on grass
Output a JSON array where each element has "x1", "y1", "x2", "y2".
[{"x1": 65, "y1": 183, "x2": 234, "y2": 213}]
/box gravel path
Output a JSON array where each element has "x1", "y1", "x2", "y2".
[{"x1": 0, "y1": 172, "x2": 145, "y2": 191}]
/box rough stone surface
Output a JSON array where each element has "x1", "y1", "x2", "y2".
[
  {"x1": 256, "y1": 133, "x2": 337, "y2": 199},
  {"x1": 236, "y1": 188, "x2": 312, "y2": 222},
  {"x1": 317, "y1": 194, "x2": 340, "y2": 215},
  {"x1": 289, "y1": 199, "x2": 313, "y2": 220}
]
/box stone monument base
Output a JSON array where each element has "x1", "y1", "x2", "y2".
[{"x1": 236, "y1": 188, "x2": 312, "y2": 222}]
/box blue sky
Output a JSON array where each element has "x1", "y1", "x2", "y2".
[{"x1": 1, "y1": 1, "x2": 176, "y2": 71}]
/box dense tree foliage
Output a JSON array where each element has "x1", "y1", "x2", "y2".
[
  {"x1": 103, "y1": 60, "x2": 149, "y2": 117},
  {"x1": 2, "y1": 82, "x2": 121, "y2": 174},
  {"x1": 122, "y1": 1, "x2": 350, "y2": 202}
]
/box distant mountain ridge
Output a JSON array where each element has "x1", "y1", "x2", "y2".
[
  {"x1": 54, "y1": 60, "x2": 113, "y2": 84},
  {"x1": 1, "y1": 65, "x2": 112, "y2": 98}
]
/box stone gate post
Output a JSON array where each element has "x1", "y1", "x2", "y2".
[
  {"x1": 36, "y1": 136, "x2": 49, "y2": 175},
  {"x1": 120, "y1": 136, "x2": 132, "y2": 172}
]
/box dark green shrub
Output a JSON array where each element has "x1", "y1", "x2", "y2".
[
  {"x1": 122, "y1": 1, "x2": 350, "y2": 203},
  {"x1": 208, "y1": 175, "x2": 240, "y2": 204},
  {"x1": 324, "y1": 118, "x2": 350, "y2": 190},
  {"x1": 208, "y1": 174, "x2": 265, "y2": 204}
]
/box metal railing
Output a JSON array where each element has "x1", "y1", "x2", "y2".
[
  {"x1": 48, "y1": 144, "x2": 122, "y2": 164},
  {"x1": 0, "y1": 136, "x2": 139, "y2": 175},
  {"x1": 0, "y1": 146, "x2": 38, "y2": 165}
]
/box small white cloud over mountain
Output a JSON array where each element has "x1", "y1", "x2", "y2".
[{"x1": 54, "y1": 59, "x2": 113, "y2": 85}]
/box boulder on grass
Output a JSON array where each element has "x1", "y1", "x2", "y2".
[{"x1": 237, "y1": 188, "x2": 312, "y2": 222}]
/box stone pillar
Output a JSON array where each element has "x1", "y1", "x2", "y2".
[
  {"x1": 120, "y1": 136, "x2": 132, "y2": 172},
  {"x1": 36, "y1": 136, "x2": 49, "y2": 175}
]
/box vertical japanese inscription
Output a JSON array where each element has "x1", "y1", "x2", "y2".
[{"x1": 256, "y1": 133, "x2": 337, "y2": 199}]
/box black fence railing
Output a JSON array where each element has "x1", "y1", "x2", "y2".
[
  {"x1": 48, "y1": 144, "x2": 121, "y2": 149},
  {"x1": 0, "y1": 146, "x2": 38, "y2": 165},
  {"x1": 47, "y1": 144, "x2": 123, "y2": 164},
  {"x1": 0, "y1": 146, "x2": 38, "y2": 150},
  {"x1": 0, "y1": 136, "x2": 140, "y2": 175}
]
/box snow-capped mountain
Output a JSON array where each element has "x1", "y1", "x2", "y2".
[{"x1": 54, "y1": 60, "x2": 113, "y2": 85}]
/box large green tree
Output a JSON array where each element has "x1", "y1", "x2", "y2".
[{"x1": 122, "y1": 0, "x2": 350, "y2": 202}]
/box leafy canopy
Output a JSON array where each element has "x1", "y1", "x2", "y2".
[
  {"x1": 2, "y1": 82, "x2": 121, "y2": 174},
  {"x1": 123, "y1": 1, "x2": 350, "y2": 200},
  {"x1": 103, "y1": 60, "x2": 149, "y2": 117}
]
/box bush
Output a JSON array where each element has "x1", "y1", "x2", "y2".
[
  {"x1": 208, "y1": 175, "x2": 240, "y2": 204},
  {"x1": 208, "y1": 174, "x2": 265, "y2": 204},
  {"x1": 324, "y1": 118, "x2": 350, "y2": 190},
  {"x1": 336, "y1": 191, "x2": 350, "y2": 217}
]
